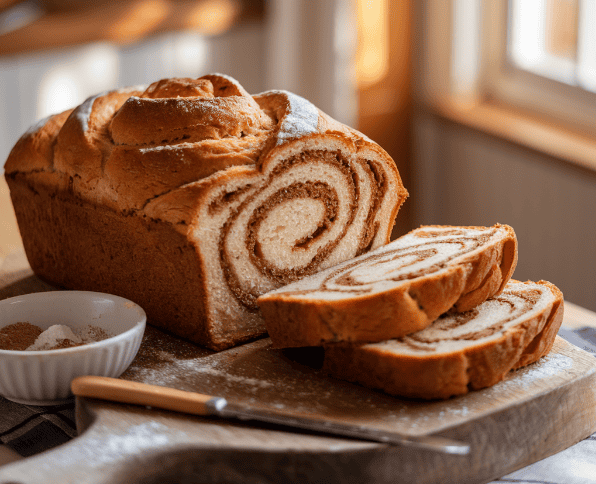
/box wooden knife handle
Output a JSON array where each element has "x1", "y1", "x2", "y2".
[{"x1": 71, "y1": 376, "x2": 221, "y2": 416}]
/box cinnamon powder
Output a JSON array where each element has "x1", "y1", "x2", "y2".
[
  {"x1": 0, "y1": 322, "x2": 111, "y2": 351},
  {"x1": 0, "y1": 322, "x2": 43, "y2": 351}
]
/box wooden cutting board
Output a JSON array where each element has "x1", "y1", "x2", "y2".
[{"x1": 2, "y1": 256, "x2": 596, "y2": 484}]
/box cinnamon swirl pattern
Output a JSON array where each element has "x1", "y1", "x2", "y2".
[
  {"x1": 5, "y1": 74, "x2": 407, "y2": 350},
  {"x1": 323, "y1": 280, "x2": 564, "y2": 399},
  {"x1": 258, "y1": 224, "x2": 518, "y2": 348}
]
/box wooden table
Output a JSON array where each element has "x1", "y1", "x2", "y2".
[{"x1": 1, "y1": 177, "x2": 596, "y2": 483}]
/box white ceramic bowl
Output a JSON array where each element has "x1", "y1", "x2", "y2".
[{"x1": 0, "y1": 291, "x2": 146, "y2": 405}]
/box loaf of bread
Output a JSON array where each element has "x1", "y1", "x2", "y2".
[
  {"x1": 322, "y1": 280, "x2": 564, "y2": 400},
  {"x1": 258, "y1": 224, "x2": 517, "y2": 348},
  {"x1": 4, "y1": 75, "x2": 407, "y2": 350}
]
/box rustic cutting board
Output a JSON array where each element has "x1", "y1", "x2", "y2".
[{"x1": 1, "y1": 254, "x2": 596, "y2": 484}]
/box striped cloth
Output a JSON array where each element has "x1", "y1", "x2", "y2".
[{"x1": 0, "y1": 400, "x2": 75, "y2": 457}]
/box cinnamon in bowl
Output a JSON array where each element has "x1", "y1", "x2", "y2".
[
  {"x1": 0, "y1": 322, "x2": 111, "y2": 351},
  {"x1": 0, "y1": 291, "x2": 146, "y2": 405}
]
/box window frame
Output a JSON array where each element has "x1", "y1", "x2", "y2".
[
  {"x1": 479, "y1": 0, "x2": 596, "y2": 136},
  {"x1": 415, "y1": 0, "x2": 596, "y2": 173}
]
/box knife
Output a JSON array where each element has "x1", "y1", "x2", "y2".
[{"x1": 71, "y1": 375, "x2": 470, "y2": 455}]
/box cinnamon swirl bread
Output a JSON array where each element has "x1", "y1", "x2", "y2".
[
  {"x1": 258, "y1": 224, "x2": 517, "y2": 347},
  {"x1": 322, "y1": 280, "x2": 564, "y2": 400},
  {"x1": 4, "y1": 75, "x2": 407, "y2": 350}
]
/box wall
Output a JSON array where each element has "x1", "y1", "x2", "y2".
[
  {"x1": 0, "y1": 22, "x2": 267, "y2": 169},
  {"x1": 0, "y1": 0, "x2": 358, "y2": 171},
  {"x1": 411, "y1": 110, "x2": 596, "y2": 312}
]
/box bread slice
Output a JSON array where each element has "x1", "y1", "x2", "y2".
[
  {"x1": 4, "y1": 75, "x2": 407, "y2": 350},
  {"x1": 322, "y1": 280, "x2": 564, "y2": 400},
  {"x1": 258, "y1": 224, "x2": 518, "y2": 348}
]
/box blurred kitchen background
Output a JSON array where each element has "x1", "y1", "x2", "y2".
[{"x1": 0, "y1": 0, "x2": 595, "y2": 312}]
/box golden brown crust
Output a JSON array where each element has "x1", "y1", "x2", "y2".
[
  {"x1": 258, "y1": 224, "x2": 518, "y2": 348},
  {"x1": 4, "y1": 110, "x2": 72, "y2": 175},
  {"x1": 454, "y1": 229, "x2": 518, "y2": 311},
  {"x1": 322, "y1": 344, "x2": 470, "y2": 400},
  {"x1": 322, "y1": 280, "x2": 564, "y2": 400},
  {"x1": 4, "y1": 75, "x2": 407, "y2": 350},
  {"x1": 110, "y1": 78, "x2": 273, "y2": 147},
  {"x1": 510, "y1": 280, "x2": 564, "y2": 369}
]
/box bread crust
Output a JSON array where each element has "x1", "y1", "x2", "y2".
[
  {"x1": 322, "y1": 280, "x2": 564, "y2": 399},
  {"x1": 258, "y1": 224, "x2": 518, "y2": 348},
  {"x1": 4, "y1": 75, "x2": 407, "y2": 350}
]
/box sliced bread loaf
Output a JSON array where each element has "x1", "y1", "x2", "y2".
[
  {"x1": 5, "y1": 75, "x2": 406, "y2": 351},
  {"x1": 258, "y1": 224, "x2": 518, "y2": 347},
  {"x1": 322, "y1": 280, "x2": 564, "y2": 399}
]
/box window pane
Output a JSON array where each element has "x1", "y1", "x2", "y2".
[
  {"x1": 508, "y1": 0, "x2": 579, "y2": 86},
  {"x1": 508, "y1": 0, "x2": 596, "y2": 94},
  {"x1": 545, "y1": 0, "x2": 578, "y2": 60}
]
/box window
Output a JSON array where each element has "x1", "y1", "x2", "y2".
[
  {"x1": 450, "y1": 0, "x2": 596, "y2": 134},
  {"x1": 509, "y1": 0, "x2": 596, "y2": 93}
]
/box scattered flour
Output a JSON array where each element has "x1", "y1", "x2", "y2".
[
  {"x1": 255, "y1": 90, "x2": 319, "y2": 145},
  {"x1": 74, "y1": 93, "x2": 103, "y2": 133}
]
